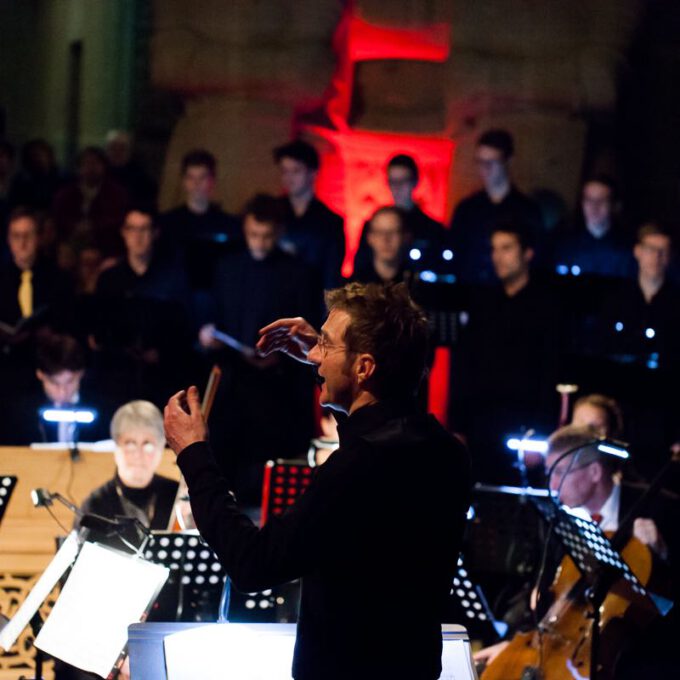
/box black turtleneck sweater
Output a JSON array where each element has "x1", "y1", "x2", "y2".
[
  {"x1": 178, "y1": 400, "x2": 470, "y2": 680},
  {"x1": 78, "y1": 473, "x2": 178, "y2": 549}
]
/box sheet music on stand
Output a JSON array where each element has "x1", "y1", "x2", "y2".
[
  {"x1": 0, "y1": 475, "x2": 17, "y2": 523},
  {"x1": 529, "y1": 496, "x2": 668, "y2": 614},
  {"x1": 144, "y1": 532, "x2": 227, "y2": 622},
  {"x1": 34, "y1": 541, "x2": 169, "y2": 678},
  {"x1": 0, "y1": 532, "x2": 80, "y2": 652}
]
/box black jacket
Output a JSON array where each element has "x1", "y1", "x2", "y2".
[{"x1": 178, "y1": 400, "x2": 470, "y2": 680}]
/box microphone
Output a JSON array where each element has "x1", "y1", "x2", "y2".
[
  {"x1": 31, "y1": 488, "x2": 80, "y2": 515},
  {"x1": 31, "y1": 488, "x2": 53, "y2": 508}
]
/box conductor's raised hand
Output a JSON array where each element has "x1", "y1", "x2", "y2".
[
  {"x1": 256, "y1": 317, "x2": 318, "y2": 365},
  {"x1": 164, "y1": 386, "x2": 207, "y2": 455}
]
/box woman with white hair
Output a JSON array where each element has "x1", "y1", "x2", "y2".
[{"x1": 79, "y1": 400, "x2": 178, "y2": 538}]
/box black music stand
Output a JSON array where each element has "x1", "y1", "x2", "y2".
[
  {"x1": 466, "y1": 484, "x2": 548, "y2": 578},
  {"x1": 144, "y1": 532, "x2": 227, "y2": 622},
  {"x1": 530, "y1": 497, "x2": 670, "y2": 680},
  {"x1": 447, "y1": 556, "x2": 508, "y2": 644},
  {"x1": 0, "y1": 475, "x2": 17, "y2": 523}
]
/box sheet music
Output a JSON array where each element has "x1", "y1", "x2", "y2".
[
  {"x1": 0, "y1": 531, "x2": 79, "y2": 651},
  {"x1": 440, "y1": 638, "x2": 479, "y2": 680},
  {"x1": 35, "y1": 541, "x2": 168, "y2": 678},
  {"x1": 165, "y1": 624, "x2": 296, "y2": 680}
]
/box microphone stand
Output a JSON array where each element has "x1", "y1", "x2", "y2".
[{"x1": 69, "y1": 422, "x2": 81, "y2": 462}]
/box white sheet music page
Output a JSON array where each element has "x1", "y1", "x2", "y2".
[
  {"x1": 34, "y1": 541, "x2": 169, "y2": 678},
  {"x1": 440, "y1": 633, "x2": 479, "y2": 680},
  {"x1": 0, "y1": 532, "x2": 80, "y2": 651},
  {"x1": 164, "y1": 624, "x2": 297, "y2": 680}
]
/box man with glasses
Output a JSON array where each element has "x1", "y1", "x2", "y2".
[
  {"x1": 0, "y1": 207, "x2": 74, "y2": 342},
  {"x1": 598, "y1": 222, "x2": 680, "y2": 478},
  {"x1": 475, "y1": 424, "x2": 678, "y2": 675},
  {"x1": 0, "y1": 207, "x2": 76, "y2": 406},
  {"x1": 164, "y1": 282, "x2": 470, "y2": 680},
  {"x1": 550, "y1": 175, "x2": 635, "y2": 279},
  {"x1": 448, "y1": 129, "x2": 543, "y2": 285},
  {"x1": 546, "y1": 425, "x2": 669, "y2": 549},
  {"x1": 601, "y1": 222, "x2": 678, "y2": 362},
  {"x1": 91, "y1": 206, "x2": 192, "y2": 405}
]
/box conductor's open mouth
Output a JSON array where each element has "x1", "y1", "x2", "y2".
[{"x1": 315, "y1": 372, "x2": 325, "y2": 386}]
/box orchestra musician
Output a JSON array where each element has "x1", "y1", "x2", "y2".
[
  {"x1": 476, "y1": 424, "x2": 679, "y2": 678},
  {"x1": 78, "y1": 400, "x2": 178, "y2": 547}
]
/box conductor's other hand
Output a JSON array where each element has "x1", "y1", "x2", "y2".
[
  {"x1": 164, "y1": 386, "x2": 207, "y2": 455},
  {"x1": 198, "y1": 323, "x2": 221, "y2": 350},
  {"x1": 256, "y1": 317, "x2": 318, "y2": 365}
]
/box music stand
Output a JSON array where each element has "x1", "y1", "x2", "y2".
[
  {"x1": 530, "y1": 496, "x2": 668, "y2": 680},
  {"x1": 0, "y1": 532, "x2": 80, "y2": 680},
  {"x1": 466, "y1": 484, "x2": 548, "y2": 578},
  {"x1": 410, "y1": 275, "x2": 463, "y2": 347},
  {"x1": 34, "y1": 540, "x2": 168, "y2": 678},
  {"x1": 447, "y1": 556, "x2": 508, "y2": 644},
  {"x1": 0, "y1": 475, "x2": 17, "y2": 523},
  {"x1": 261, "y1": 459, "x2": 313, "y2": 524},
  {"x1": 144, "y1": 532, "x2": 227, "y2": 622},
  {"x1": 227, "y1": 580, "x2": 301, "y2": 624}
]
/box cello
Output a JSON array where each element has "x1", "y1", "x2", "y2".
[{"x1": 480, "y1": 450, "x2": 678, "y2": 680}]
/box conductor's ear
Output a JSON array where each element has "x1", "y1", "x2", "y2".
[{"x1": 355, "y1": 353, "x2": 376, "y2": 387}]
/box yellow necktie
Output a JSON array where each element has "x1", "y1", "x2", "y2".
[{"x1": 18, "y1": 269, "x2": 33, "y2": 318}]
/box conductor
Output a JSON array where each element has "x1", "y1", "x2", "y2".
[{"x1": 164, "y1": 282, "x2": 470, "y2": 680}]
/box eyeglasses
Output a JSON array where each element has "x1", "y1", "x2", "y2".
[
  {"x1": 316, "y1": 335, "x2": 349, "y2": 358},
  {"x1": 120, "y1": 440, "x2": 158, "y2": 455},
  {"x1": 548, "y1": 461, "x2": 593, "y2": 478}
]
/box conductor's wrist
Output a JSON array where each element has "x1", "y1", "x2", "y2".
[
  {"x1": 176, "y1": 440, "x2": 218, "y2": 484},
  {"x1": 176, "y1": 440, "x2": 207, "y2": 459}
]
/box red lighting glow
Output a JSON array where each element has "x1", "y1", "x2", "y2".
[{"x1": 293, "y1": 5, "x2": 456, "y2": 425}]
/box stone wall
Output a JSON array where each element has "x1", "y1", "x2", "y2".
[{"x1": 152, "y1": 0, "x2": 641, "y2": 219}]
